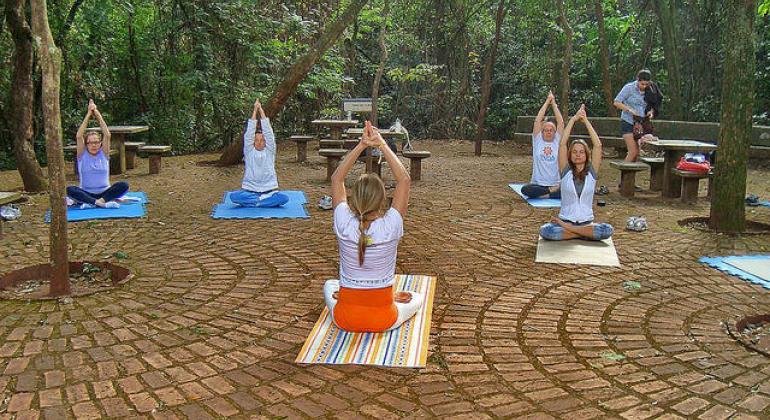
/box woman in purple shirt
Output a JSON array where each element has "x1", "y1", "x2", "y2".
[{"x1": 66, "y1": 100, "x2": 128, "y2": 208}]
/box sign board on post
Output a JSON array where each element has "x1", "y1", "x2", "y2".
[{"x1": 343, "y1": 98, "x2": 373, "y2": 113}]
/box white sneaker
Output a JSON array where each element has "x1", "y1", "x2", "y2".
[
  {"x1": 104, "y1": 201, "x2": 121, "y2": 209},
  {"x1": 65, "y1": 197, "x2": 75, "y2": 207},
  {"x1": 318, "y1": 195, "x2": 333, "y2": 210},
  {"x1": 79, "y1": 203, "x2": 96, "y2": 209}
]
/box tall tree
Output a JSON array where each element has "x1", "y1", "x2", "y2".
[
  {"x1": 651, "y1": 0, "x2": 684, "y2": 119},
  {"x1": 709, "y1": 0, "x2": 755, "y2": 232},
  {"x1": 30, "y1": 0, "x2": 70, "y2": 296},
  {"x1": 217, "y1": 0, "x2": 370, "y2": 165},
  {"x1": 475, "y1": 0, "x2": 509, "y2": 155},
  {"x1": 593, "y1": 0, "x2": 615, "y2": 116},
  {"x1": 555, "y1": 0, "x2": 572, "y2": 116},
  {"x1": 370, "y1": 0, "x2": 390, "y2": 127},
  {"x1": 6, "y1": 0, "x2": 48, "y2": 192}
]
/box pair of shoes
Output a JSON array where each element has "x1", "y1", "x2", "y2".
[
  {"x1": 634, "y1": 185, "x2": 644, "y2": 192},
  {"x1": 597, "y1": 186, "x2": 610, "y2": 195},
  {"x1": 626, "y1": 216, "x2": 648, "y2": 232},
  {"x1": 746, "y1": 194, "x2": 760, "y2": 207},
  {"x1": 318, "y1": 195, "x2": 333, "y2": 210}
]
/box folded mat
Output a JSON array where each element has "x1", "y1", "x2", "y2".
[
  {"x1": 211, "y1": 190, "x2": 309, "y2": 219},
  {"x1": 536, "y1": 236, "x2": 620, "y2": 267},
  {"x1": 700, "y1": 255, "x2": 770, "y2": 290},
  {"x1": 46, "y1": 192, "x2": 147, "y2": 222},
  {"x1": 509, "y1": 183, "x2": 561, "y2": 208},
  {"x1": 296, "y1": 275, "x2": 436, "y2": 367}
]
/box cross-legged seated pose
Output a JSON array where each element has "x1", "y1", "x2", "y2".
[
  {"x1": 521, "y1": 91, "x2": 564, "y2": 199},
  {"x1": 540, "y1": 105, "x2": 614, "y2": 241},
  {"x1": 66, "y1": 99, "x2": 128, "y2": 209},
  {"x1": 324, "y1": 121, "x2": 424, "y2": 332},
  {"x1": 230, "y1": 98, "x2": 289, "y2": 208}
]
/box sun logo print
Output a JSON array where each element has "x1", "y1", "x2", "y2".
[{"x1": 543, "y1": 146, "x2": 553, "y2": 157}]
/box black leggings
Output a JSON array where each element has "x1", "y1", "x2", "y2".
[
  {"x1": 66, "y1": 182, "x2": 129, "y2": 205},
  {"x1": 521, "y1": 183, "x2": 560, "y2": 199}
]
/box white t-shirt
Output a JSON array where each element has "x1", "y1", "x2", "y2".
[
  {"x1": 333, "y1": 203, "x2": 404, "y2": 289},
  {"x1": 242, "y1": 118, "x2": 278, "y2": 192},
  {"x1": 530, "y1": 132, "x2": 561, "y2": 186}
]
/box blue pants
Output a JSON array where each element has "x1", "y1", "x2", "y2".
[
  {"x1": 540, "y1": 221, "x2": 613, "y2": 241},
  {"x1": 521, "y1": 183, "x2": 560, "y2": 199},
  {"x1": 230, "y1": 189, "x2": 289, "y2": 207},
  {"x1": 66, "y1": 182, "x2": 129, "y2": 205}
]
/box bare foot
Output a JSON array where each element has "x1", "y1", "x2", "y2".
[
  {"x1": 550, "y1": 216, "x2": 564, "y2": 226},
  {"x1": 394, "y1": 291, "x2": 412, "y2": 303}
]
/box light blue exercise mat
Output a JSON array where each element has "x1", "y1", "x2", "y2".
[
  {"x1": 211, "y1": 190, "x2": 309, "y2": 219},
  {"x1": 700, "y1": 255, "x2": 770, "y2": 290},
  {"x1": 45, "y1": 192, "x2": 148, "y2": 223},
  {"x1": 509, "y1": 183, "x2": 561, "y2": 208}
]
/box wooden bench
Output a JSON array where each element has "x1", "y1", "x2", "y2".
[
  {"x1": 0, "y1": 192, "x2": 23, "y2": 238},
  {"x1": 289, "y1": 135, "x2": 314, "y2": 163},
  {"x1": 402, "y1": 151, "x2": 431, "y2": 181},
  {"x1": 124, "y1": 142, "x2": 146, "y2": 170},
  {"x1": 673, "y1": 168, "x2": 710, "y2": 204},
  {"x1": 138, "y1": 145, "x2": 172, "y2": 175},
  {"x1": 318, "y1": 149, "x2": 347, "y2": 181},
  {"x1": 640, "y1": 156, "x2": 664, "y2": 191},
  {"x1": 609, "y1": 161, "x2": 649, "y2": 198}
]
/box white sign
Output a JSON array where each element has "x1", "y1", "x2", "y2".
[{"x1": 343, "y1": 98, "x2": 373, "y2": 113}]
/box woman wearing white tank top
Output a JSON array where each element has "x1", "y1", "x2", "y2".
[{"x1": 539, "y1": 105, "x2": 614, "y2": 241}]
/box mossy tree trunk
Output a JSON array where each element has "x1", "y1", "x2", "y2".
[
  {"x1": 708, "y1": 0, "x2": 755, "y2": 233},
  {"x1": 30, "y1": 0, "x2": 70, "y2": 296}
]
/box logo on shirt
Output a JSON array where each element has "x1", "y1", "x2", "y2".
[{"x1": 540, "y1": 145, "x2": 556, "y2": 161}]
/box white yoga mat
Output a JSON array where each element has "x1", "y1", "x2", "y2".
[
  {"x1": 536, "y1": 236, "x2": 620, "y2": 267},
  {"x1": 724, "y1": 257, "x2": 770, "y2": 281}
]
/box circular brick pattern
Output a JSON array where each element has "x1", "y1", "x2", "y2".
[{"x1": 1, "y1": 142, "x2": 769, "y2": 418}]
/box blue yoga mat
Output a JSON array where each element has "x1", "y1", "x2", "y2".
[
  {"x1": 45, "y1": 192, "x2": 148, "y2": 223},
  {"x1": 700, "y1": 255, "x2": 770, "y2": 290},
  {"x1": 211, "y1": 190, "x2": 309, "y2": 219},
  {"x1": 509, "y1": 183, "x2": 561, "y2": 208}
]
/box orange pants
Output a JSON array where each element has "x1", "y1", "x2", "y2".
[{"x1": 332, "y1": 286, "x2": 398, "y2": 333}]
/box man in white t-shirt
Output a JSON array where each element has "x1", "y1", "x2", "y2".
[{"x1": 521, "y1": 91, "x2": 564, "y2": 199}]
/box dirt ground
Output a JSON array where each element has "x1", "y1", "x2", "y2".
[{"x1": 1, "y1": 140, "x2": 769, "y2": 419}]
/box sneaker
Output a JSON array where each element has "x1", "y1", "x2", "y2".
[
  {"x1": 65, "y1": 197, "x2": 76, "y2": 207},
  {"x1": 317, "y1": 195, "x2": 333, "y2": 210},
  {"x1": 626, "y1": 216, "x2": 648, "y2": 232},
  {"x1": 635, "y1": 185, "x2": 644, "y2": 192},
  {"x1": 746, "y1": 194, "x2": 760, "y2": 207},
  {"x1": 104, "y1": 201, "x2": 120, "y2": 209},
  {"x1": 79, "y1": 203, "x2": 96, "y2": 209},
  {"x1": 0, "y1": 205, "x2": 21, "y2": 221},
  {"x1": 597, "y1": 186, "x2": 610, "y2": 195}
]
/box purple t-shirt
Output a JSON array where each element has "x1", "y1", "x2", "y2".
[{"x1": 78, "y1": 150, "x2": 110, "y2": 194}]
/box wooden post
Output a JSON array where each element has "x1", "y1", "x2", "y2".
[
  {"x1": 149, "y1": 155, "x2": 162, "y2": 174},
  {"x1": 681, "y1": 178, "x2": 699, "y2": 204},
  {"x1": 327, "y1": 156, "x2": 340, "y2": 181},
  {"x1": 297, "y1": 141, "x2": 307, "y2": 163},
  {"x1": 409, "y1": 158, "x2": 422, "y2": 181},
  {"x1": 125, "y1": 149, "x2": 137, "y2": 169},
  {"x1": 619, "y1": 171, "x2": 636, "y2": 198}
]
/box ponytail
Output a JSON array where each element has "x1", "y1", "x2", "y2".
[
  {"x1": 357, "y1": 214, "x2": 367, "y2": 266},
  {"x1": 349, "y1": 173, "x2": 387, "y2": 266}
]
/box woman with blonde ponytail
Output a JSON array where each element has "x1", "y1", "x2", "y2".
[{"x1": 323, "y1": 121, "x2": 424, "y2": 332}]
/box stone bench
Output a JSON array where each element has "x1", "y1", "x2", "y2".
[
  {"x1": 289, "y1": 135, "x2": 314, "y2": 163},
  {"x1": 402, "y1": 150, "x2": 431, "y2": 181},
  {"x1": 609, "y1": 161, "x2": 649, "y2": 198},
  {"x1": 640, "y1": 156, "x2": 664, "y2": 191},
  {"x1": 139, "y1": 145, "x2": 172, "y2": 175},
  {"x1": 318, "y1": 148, "x2": 347, "y2": 181},
  {"x1": 319, "y1": 139, "x2": 345, "y2": 149},
  {"x1": 673, "y1": 168, "x2": 710, "y2": 204},
  {"x1": 124, "y1": 142, "x2": 146, "y2": 170}
]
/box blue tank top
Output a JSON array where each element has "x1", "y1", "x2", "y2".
[{"x1": 78, "y1": 150, "x2": 110, "y2": 194}]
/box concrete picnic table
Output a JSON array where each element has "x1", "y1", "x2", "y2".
[
  {"x1": 646, "y1": 139, "x2": 718, "y2": 198},
  {"x1": 311, "y1": 119, "x2": 359, "y2": 140},
  {"x1": 86, "y1": 125, "x2": 149, "y2": 175}
]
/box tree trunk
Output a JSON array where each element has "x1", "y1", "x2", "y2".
[
  {"x1": 555, "y1": 0, "x2": 572, "y2": 117},
  {"x1": 217, "y1": 0, "x2": 370, "y2": 165},
  {"x1": 6, "y1": 0, "x2": 48, "y2": 192},
  {"x1": 593, "y1": 0, "x2": 615, "y2": 117},
  {"x1": 30, "y1": 0, "x2": 70, "y2": 296},
  {"x1": 370, "y1": 0, "x2": 389, "y2": 127},
  {"x1": 474, "y1": 0, "x2": 508, "y2": 155},
  {"x1": 651, "y1": 0, "x2": 684, "y2": 120},
  {"x1": 708, "y1": 0, "x2": 755, "y2": 233},
  {"x1": 128, "y1": 10, "x2": 149, "y2": 114}
]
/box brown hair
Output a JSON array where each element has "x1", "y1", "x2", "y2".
[
  {"x1": 348, "y1": 173, "x2": 387, "y2": 266},
  {"x1": 85, "y1": 132, "x2": 101, "y2": 143},
  {"x1": 568, "y1": 139, "x2": 592, "y2": 181}
]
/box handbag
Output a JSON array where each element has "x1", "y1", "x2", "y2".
[
  {"x1": 676, "y1": 155, "x2": 711, "y2": 174},
  {"x1": 633, "y1": 116, "x2": 655, "y2": 141}
]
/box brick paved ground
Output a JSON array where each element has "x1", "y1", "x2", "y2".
[{"x1": 1, "y1": 140, "x2": 770, "y2": 419}]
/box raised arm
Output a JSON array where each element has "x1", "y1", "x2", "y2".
[
  {"x1": 262, "y1": 118, "x2": 276, "y2": 155},
  {"x1": 582, "y1": 111, "x2": 603, "y2": 172},
  {"x1": 75, "y1": 102, "x2": 93, "y2": 158},
  {"x1": 243, "y1": 99, "x2": 261, "y2": 155},
  {"x1": 559, "y1": 112, "x2": 578, "y2": 172},
  {"x1": 372, "y1": 126, "x2": 411, "y2": 216},
  {"x1": 91, "y1": 103, "x2": 111, "y2": 155},
  {"x1": 330, "y1": 123, "x2": 373, "y2": 208},
  {"x1": 532, "y1": 92, "x2": 553, "y2": 136},
  {"x1": 550, "y1": 91, "x2": 565, "y2": 135}
]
